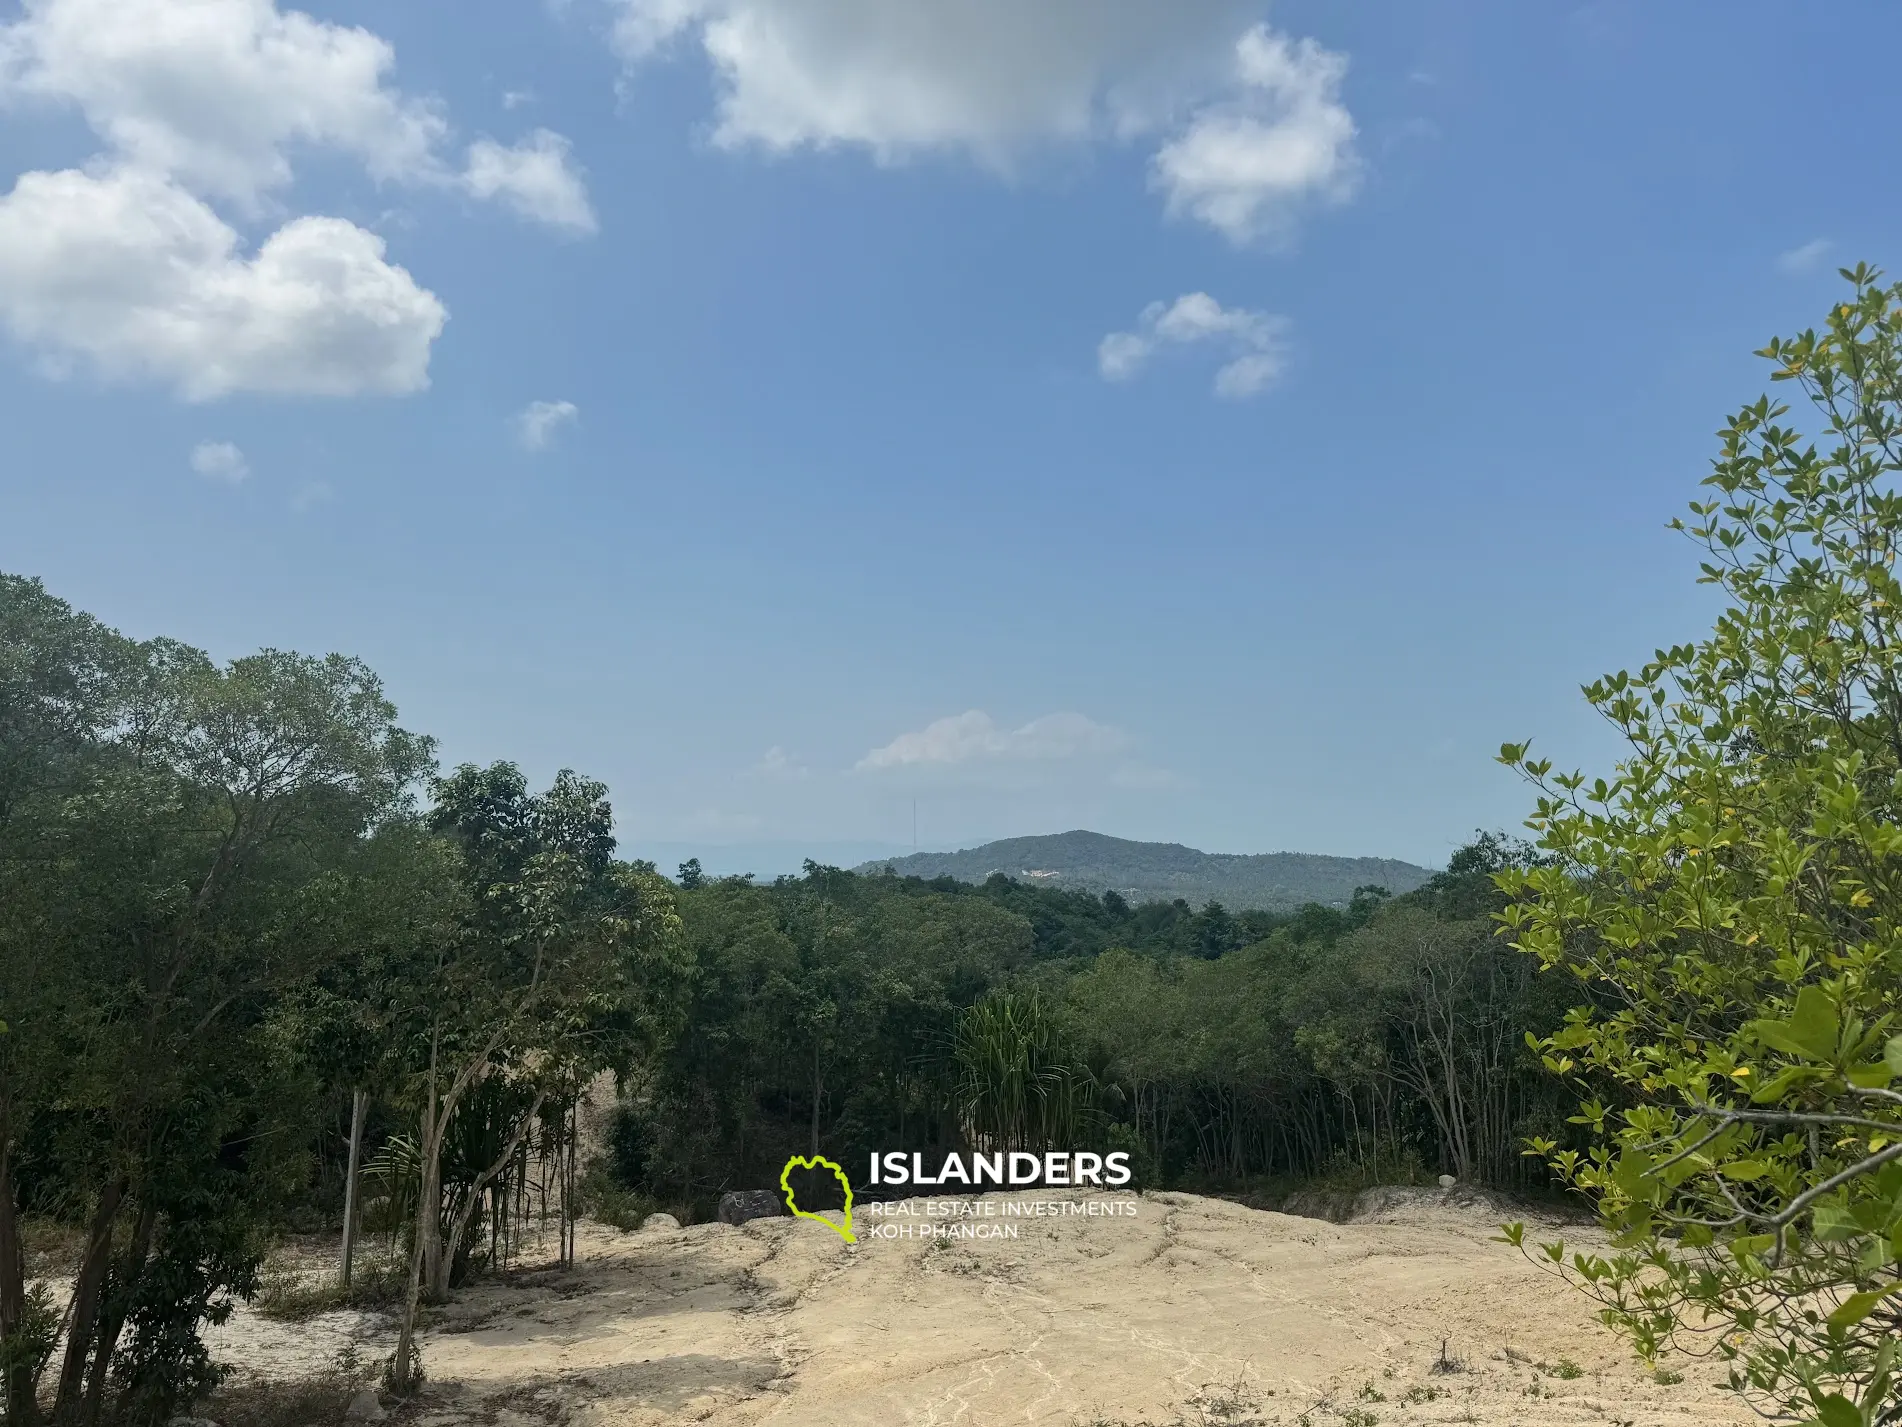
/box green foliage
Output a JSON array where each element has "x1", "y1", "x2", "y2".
[
  {"x1": 1499, "y1": 266, "x2": 1902, "y2": 1426},
  {"x1": 606, "y1": 837, "x2": 1564, "y2": 1210},
  {"x1": 953, "y1": 991, "x2": 1099, "y2": 1154},
  {"x1": 0, "y1": 573, "x2": 434, "y2": 1425},
  {"x1": 0, "y1": 1284, "x2": 56, "y2": 1396}
]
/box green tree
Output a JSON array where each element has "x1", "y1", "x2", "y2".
[
  {"x1": 0, "y1": 584, "x2": 433, "y2": 1426},
  {"x1": 1501, "y1": 266, "x2": 1902, "y2": 1426},
  {"x1": 386, "y1": 763, "x2": 685, "y2": 1391}
]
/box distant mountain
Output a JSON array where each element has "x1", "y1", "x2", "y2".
[
  {"x1": 854, "y1": 831, "x2": 1434, "y2": 911},
  {"x1": 627, "y1": 840, "x2": 918, "y2": 880}
]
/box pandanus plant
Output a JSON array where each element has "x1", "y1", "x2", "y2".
[{"x1": 953, "y1": 991, "x2": 1099, "y2": 1155}]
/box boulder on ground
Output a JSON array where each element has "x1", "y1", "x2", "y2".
[
  {"x1": 1437, "y1": 1174, "x2": 1458, "y2": 1189},
  {"x1": 639, "y1": 1211, "x2": 681, "y2": 1231},
  {"x1": 344, "y1": 1389, "x2": 387, "y2": 1422},
  {"x1": 718, "y1": 1189, "x2": 786, "y2": 1226}
]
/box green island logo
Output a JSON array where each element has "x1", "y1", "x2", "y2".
[{"x1": 779, "y1": 1154, "x2": 856, "y2": 1244}]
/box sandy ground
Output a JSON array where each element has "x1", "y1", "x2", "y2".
[{"x1": 203, "y1": 1188, "x2": 1754, "y2": 1427}]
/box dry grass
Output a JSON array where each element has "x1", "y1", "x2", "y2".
[
  {"x1": 19, "y1": 1215, "x2": 85, "y2": 1279},
  {"x1": 255, "y1": 1256, "x2": 409, "y2": 1322},
  {"x1": 196, "y1": 1374, "x2": 364, "y2": 1427}
]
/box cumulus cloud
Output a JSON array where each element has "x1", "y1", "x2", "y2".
[
  {"x1": 611, "y1": 0, "x2": 1257, "y2": 158},
  {"x1": 858, "y1": 710, "x2": 1128, "y2": 771},
  {"x1": 190, "y1": 439, "x2": 248, "y2": 482},
  {"x1": 0, "y1": 0, "x2": 591, "y2": 396},
  {"x1": 0, "y1": 0, "x2": 446, "y2": 209},
  {"x1": 1778, "y1": 238, "x2": 1831, "y2": 275},
  {"x1": 0, "y1": 165, "x2": 445, "y2": 398},
  {"x1": 1150, "y1": 25, "x2": 1359, "y2": 246},
  {"x1": 1098, "y1": 292, "x2": 1290, "y2": 398},
  {"x1": 464, "y1": 130, "x2": 596, "y2": 234},
  {"x1": 609, "y1": 3, "x2": 1356, "y2": 240},
  {"x1": 515, "y1": 398, "x2": 578, "y2": 449}
]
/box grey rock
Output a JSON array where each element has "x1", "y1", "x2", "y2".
[
  {"x1": 718, "y1": 1189, "x2": 786, "y2": 1226},
  {"x1": 344, "y1": 1388, "x2": 387, "y2": 1422},
  {"x1": 167, "y1": 1418, "x2": 222, "y2": 1427},
  {"x1": 1437, "y1": 1174, "x2": 1458, "y2": 1189},
  {"x1": 639, "y1": 1211, "x2": 681, "y2": 1231}
]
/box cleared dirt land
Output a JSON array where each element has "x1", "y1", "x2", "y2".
[{"x1": 205, "y1": 1188, "x2": 1753, "y2": 1427}]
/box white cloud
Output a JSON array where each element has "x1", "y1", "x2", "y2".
[
  {"x1": 1098, "y1": 292, "x2": 1290, "y2": 398},
  {"x1": 858, "y1": 710, "x2": 1128, "y2": 771},
  {"x1": 515, "y1": 398, "x2": 578, "y2": 449},
  {"x1": 0, "y1": 0, "x2": 449, "y2": 210},
  {"x1": 463, "y1": 130, "x2": 596, "y2": 235},
  {"x1": 613, "y1": 0, "x2": 1265, "y2": 159},
  {"x1": 1778, "y1": 238, "x2": 1831, "y2": 275},
  {"x1": 0, "y1": 165, "x2": 446, "y2": 399},
  {"x1": 189, "y1": 438, "x2": 248, "y2": 482},
  {"x1": 501, "y1": 89, "x2": 534, "y2": 110},
  {"x1": 1213, "y1": 351, "x2": 1282, "y2": 398},
  {"x1": 1096, "y1": 329, "x2": 1151, "y2": 382},
  {"x1": 1150, "y1": 25, "x2": 1359, "y2": 245},
  {"x1": 752, "y1": 745, "x2": 811, "y2": 780},
  {"x1": 609, "y1": 3, "x2": 1356, "y2": 240},
  {"x1": 0, "y1": 0, "x2": 592, "y2": 397}
]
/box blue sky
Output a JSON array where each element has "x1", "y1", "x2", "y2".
[{"x1": 1, "y1": 0, "x2": 1895, "y2": 874}]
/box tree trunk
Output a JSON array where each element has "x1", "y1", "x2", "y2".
[
  {"x1": 416, "y1": 1102, "x2": 444, "y2": 1302},
  {"x1": 393, "y1": 1054, "x2": 441, "y2": 1397},
  {"x1": 340, "y1": 1090, "x2": 368, "y2": 1288},
  {"x1": 390, "y1": 1188, "x2": 427, "y2": 1396},
  {"x1": 809, "y1": 1046, "x2": 823, "y2": 1156},
  {"x1": 51, "y1": 1180, "x2": 123, "y2": 1426},
  {"x1": 79, "y1": 1195, "x2": 157, "y2": 1427},
  {"x1": 0, "y1": 1137, "x2": 37, "y2": 1427},
  {"x1": 439, "y1": 1091, "x2": 546, "y2": 1295}
]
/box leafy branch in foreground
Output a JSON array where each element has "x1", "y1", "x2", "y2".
[{"x1": 1498, "y1": 264, "x2": 1902, "y2": 1427}]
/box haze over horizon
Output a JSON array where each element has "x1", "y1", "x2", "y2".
[{"x1": 5, "y1": 2, "x2": 1899, "y2": 869}]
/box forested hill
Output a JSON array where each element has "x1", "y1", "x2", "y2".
[{"x1": 853, "y1": 830, "x2": 1432, "y2": 910}]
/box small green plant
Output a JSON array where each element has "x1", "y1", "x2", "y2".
[
  {"x1": 578, "y1": 1160, "x2": 657, "y2": 1231},
  {"x1": 1545, "y1": 1358, "x2": 1583, "y2": 1380},
  {"x1": 0, "y1": 1282, "x2": 59, "y2": 1392},
  {"x1": 1653, "y1": 1368, "x2": 1684, "y2": 1386},
  {"x1": 1400, "y1": 1384, "x2": 1445, "y2": 1405},
  {"x1": 1356, "y1": 1380, "x2": 1385, "y2": 1402},
  {"x1": 1339, "y1": 1409, "x2": 1379, "y2": 1427}
]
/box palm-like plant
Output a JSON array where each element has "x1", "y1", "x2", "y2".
[{"x1": 953, "y1": 992, "x2": 1098, "y2": 1154}]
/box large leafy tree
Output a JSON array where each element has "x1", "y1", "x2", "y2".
[
  {"x1": 0, "y1": 576, "x2": 434, "y2": 1426},
  {"x1": 1501, "y1": 266, "x2": 1902, "y2": 1427}
]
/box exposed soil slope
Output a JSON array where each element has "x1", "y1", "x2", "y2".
[{"x1": 207, "y1": 1188, "x2": 1752, "y2": 1427}]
